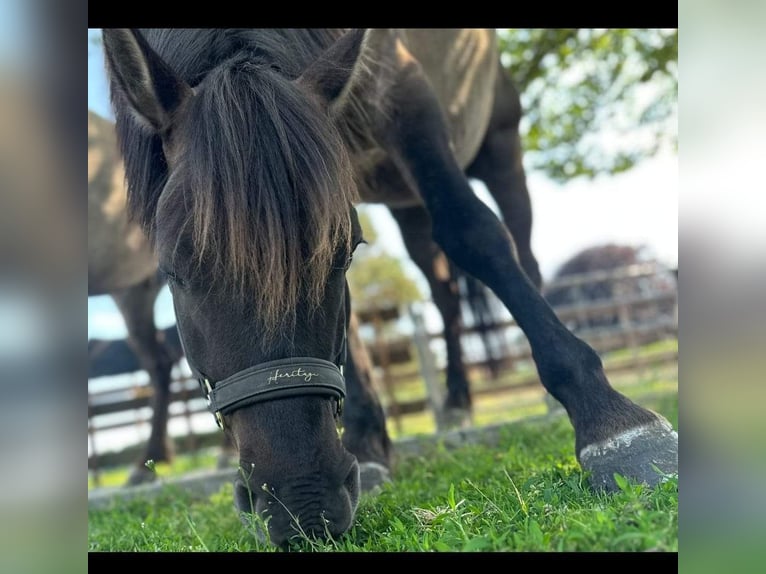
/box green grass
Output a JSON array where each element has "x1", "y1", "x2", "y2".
[
  {"x1": 88, "y1": 452, "x2": 221, "y2": 490},
  {"x1": 602, "y1": 337, "x2": 677, "y2": 362},
  {"x1": 88, "y1": 394, "x2": 677, "y2": 552}
]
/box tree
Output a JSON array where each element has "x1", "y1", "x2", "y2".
[
  {"x1": 498, "y1": 28, "x2": 677, "y2": 182},
  {"x1": 347, "y1": 209, "x2": 423, "y2": 311},
  {"x1": 543, "y1": 243, "x2": 677, "y2": 331},
  {"x1": 89, "y1": 28, "x2": 676, "y2": 184}
]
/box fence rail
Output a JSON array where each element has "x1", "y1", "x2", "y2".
[{"x1": 88, "y1": 263, "x2": 678, "y2": 473}]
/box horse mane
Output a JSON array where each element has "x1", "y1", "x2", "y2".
[{"x1": 111, "y1": 29, "x2": 358, "y2": 340}]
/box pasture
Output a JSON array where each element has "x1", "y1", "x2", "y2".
[
  {"x1": 88, "y1": 391, "x2": 677, "y2": 552},
  {"x1": 89, "y1": 28, "x2": 678, "y2": 550}
]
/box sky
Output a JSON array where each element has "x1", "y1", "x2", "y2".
[{"x1": 87, "y1": 30, "x2": 678, "y2": 341}]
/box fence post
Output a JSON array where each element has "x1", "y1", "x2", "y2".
[
  {"x1": 371, "y1": 312, "x2": 402, "y2": 436},
  {"x1": 616, "y1": 279, "x2": 639, "y2": 357},
  {"x1": 409, "y1": 305, "x2": 447, "y2": 432}
]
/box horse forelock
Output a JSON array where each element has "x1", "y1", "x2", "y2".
[{"x1": 167, "y1": 54, "x2": 357, "y2": 340}]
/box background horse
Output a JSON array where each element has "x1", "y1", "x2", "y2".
[
  {"x1": 102, "y1": 28, "x2": 677, "y2": 546},
  {"x1": 88, "y1": 109, "x2": 175, "y2": 484}
]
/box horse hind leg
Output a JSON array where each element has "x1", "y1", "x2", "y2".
[
  {"x1": 389, "y1": 204, "x2": 473, "y2": 429},
  {"x1": 112, "y1": 273, "x2": 174, "y2": 485}
]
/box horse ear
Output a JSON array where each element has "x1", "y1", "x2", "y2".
[
  {"x1": 297, "y1": 29, "x2": 367, "y2": 105},
  {"x1": 102, "y1": 29, "x2": 192, "y2": 133}
]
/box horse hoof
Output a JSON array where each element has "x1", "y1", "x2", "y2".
[
  {"x1": 125, "y1": 466, "x2": 157, "y2": 486},
  {"x1": 443, "y1": 408, "x2": 473, "y2": 430},
  {"x1": 358, "y1": 462, "x2": 391, "y2": 494},
  {"x1": 578, "y1": 415, "x2": 678, "y2": 492}
]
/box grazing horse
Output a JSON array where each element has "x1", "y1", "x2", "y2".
[
  {"x1": 103, "y1": 28, "x2": 678, "y2": 546},
  {"x1": 89, "y1": 108, "x2": 391, "y2": 485}
]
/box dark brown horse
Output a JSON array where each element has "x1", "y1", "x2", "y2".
[
  {"x1": 89, "y1": 105, "x2": 497, "y2": 485},
  {"x1": 103, "y1": 29, "x2": 677, "y2": 546},
  {"x1": 89, "y1": 109, "x2": 390, "y2": 486}
]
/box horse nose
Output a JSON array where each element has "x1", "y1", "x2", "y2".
[{"x1": 234, "y1": 459, "x2": 361, "y2": 547}]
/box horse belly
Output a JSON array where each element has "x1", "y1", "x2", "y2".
[
  {"x1": 88, "y1": 181, "x2": 158, "y2": 294},
  {"x1": 401, "y1": 29, "x2": 498, "y2": 168},
  {"x1": 350, "y1": 29, "x2": 498, "y2": 207}
]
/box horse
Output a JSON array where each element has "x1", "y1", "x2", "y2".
[
  {"x1": 88, "y1": 108, "x2": 497, "y2": 483},
  {"x1": 89, "y1": 109, "x2": 391, "y2": 486},
  {"x1": 102, "y1": 28, "x2": 678, "y2": 546},
  {"x1": 88, "y1": 109, "x2": 176, "y2": 484}
]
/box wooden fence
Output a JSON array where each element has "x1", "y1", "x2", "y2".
[{"x1": 88, "y1": 263, "x2": 677, "y2": 474}]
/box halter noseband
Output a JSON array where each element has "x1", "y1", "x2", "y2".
[
  {"x1": 169, "y1": 286, "x2": 347, "y2": 430},
  {"x1": 197, "y1": 354, "x2": 346, "y2": 429}
]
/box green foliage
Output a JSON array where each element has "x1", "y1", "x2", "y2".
[
  {"x1": 356, "y1": 209, "x2": 378, "y2": 246},
  {"x1": 347, "y1": 253, "x2": 423, "y2": 309},
  {"x1": 497, "y1": 28, "x2": 677, "y2": 182},
  {"x1": 347, "y1": 207, "x2": 423, "y2": 310}
]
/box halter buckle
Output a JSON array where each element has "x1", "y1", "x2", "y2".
[
  {"x1": 202, "y1": 378, "x2": 224, "y2": 429},
  {"x1": 203, "y1": 378, "x2": 213, "y2": 402}
]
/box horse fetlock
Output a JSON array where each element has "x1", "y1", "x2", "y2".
[{"x1": 578, "y1": 415, "x2": 678, "y2": 492}]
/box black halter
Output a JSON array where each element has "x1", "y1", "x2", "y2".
[{"x1": 169, "y1": 286, "x2": 347, "y2": 430}]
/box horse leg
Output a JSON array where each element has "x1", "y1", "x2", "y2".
[
  {"x1": 389, "y1": 205, "x2": 473, "y2": 429},
  {"x1": 112, "y1": 274, "x2": 174, "y2": 485},
  {"x1": 342, "y1": 310, "x2": 393, "y2": 492},
  {"x1": 377, "y1": 56, "x2": 677, "y2": 491},
  {"x1": 466, "y1": 67, "x2": 542, "y2": 290}
]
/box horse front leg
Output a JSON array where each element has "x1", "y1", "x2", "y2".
[
  {"x1": 112, "y1": 274, "x2": 174, "y2": 485},
  {"x1": 378, "y1": 56, "x2": 677, "y2": 491}
]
